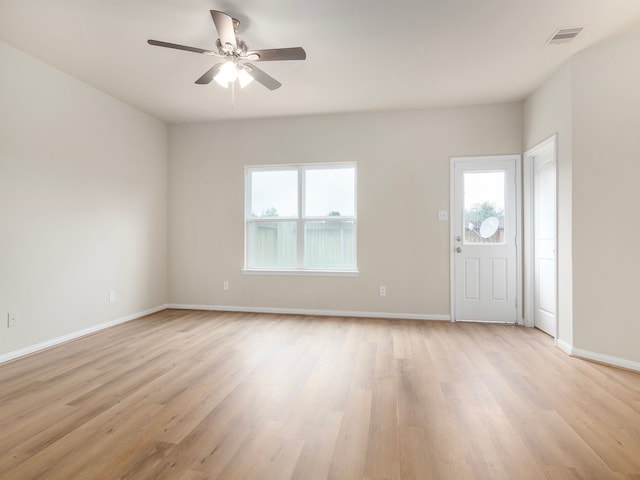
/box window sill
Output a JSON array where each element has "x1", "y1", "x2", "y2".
[{"x1": 242, "y1": 269, "x2": 359, "y2": 277}]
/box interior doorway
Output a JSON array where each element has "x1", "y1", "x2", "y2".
[{"x1": 524, "y1": 136, "x2": 557, "y2": 337}]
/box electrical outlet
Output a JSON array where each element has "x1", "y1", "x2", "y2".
[
  {"x1": 7, "y1": 313, "x2": 17, "y2": 328},
  {"x1": 109, "y1": 290, "x2": 116, "y2": 303},
  {"x1": 379, "y1": 286, "x2": 386, "y2": 297},
  {"x1": 223, "y1": 281, "x2": 229, "y2": 291}
]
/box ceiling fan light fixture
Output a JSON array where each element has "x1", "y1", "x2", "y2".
[{"x1": 148, "y1": 9, "x2": 306, "y2": 91}]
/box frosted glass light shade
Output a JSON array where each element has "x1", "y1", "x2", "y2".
[
  {"x1": 238, "y1": 67, "x2": 254, "y2": 88},
  {"x1": 214, "y1": 61, "x2": 238, "y2": 87}
]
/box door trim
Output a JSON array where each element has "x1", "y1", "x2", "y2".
[
  {"x1": 523, "y1": 135, "x2": 558, "y2": 337},
  {"x1": 449, "y1": 154, "x2": 523, "y2": 324}
]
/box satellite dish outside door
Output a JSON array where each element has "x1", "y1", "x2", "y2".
[{"x1": 479, "y1": 216, "x2": 499, "y2": 239}]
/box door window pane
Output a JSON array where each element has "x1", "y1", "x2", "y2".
[
  {"x1": 250, "y1": 170, "x2": 298, "y2": 218},
  {"x1": 247, "y1": 222, "x2": 297, "y2": 268},
  {"x1": 305, "y1": 168, "x2": 355, "y2": 217},
  {"x1": 304, "y1": 221, "x2": 355, "y2": 269},
  {"x1": 463, "y1": 171, "x2": 505, "y2": 244}
]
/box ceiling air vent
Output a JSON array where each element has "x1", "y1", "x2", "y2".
[{"x1": 547, "y1": 26, "x2": 584, "y2": 45}]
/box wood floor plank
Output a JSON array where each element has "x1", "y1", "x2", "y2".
[
  {"x1": 328, "y1": 388, "x2": 373, "y2": 480},
  {"x1": 363, "y1": 377, "x2": 399, "y2": 479},
  {"x1": 216, "y1": 420, "x2": 304, "y2": 480},
  {"x1": 290, "y1": 411, "x2": 344, "y2": 480},
  {"x1": 0, "y1": 309, "x2": 639, "y2": 479},
  {"x1": 455, "y1": 406, "x2": 548, "y2": 480},
  {"x1": 397, "y1": 426, "x2": 437, "y2": 480}
]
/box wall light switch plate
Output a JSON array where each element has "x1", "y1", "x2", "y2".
[
  {"x1": 109, "y1": 290, "x2": 116, "y2": 303},
  {"x1": 7, "y1": 313, "x2": 17, "y2": 328},
  {"x1": 438, "y1": 210, "x2": 449, "y2": 221}
]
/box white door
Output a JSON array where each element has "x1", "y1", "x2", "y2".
[
  {"x1": 533, "y1": 150, "x2": 556, "y2": 336},
  {"x1": 452, "y1": 156, "x2": 519, "y2": 323}
]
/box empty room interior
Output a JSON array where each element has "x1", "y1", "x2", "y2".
[{"x1": 1, "y1": 0, "x2": 640, "y2": 479}]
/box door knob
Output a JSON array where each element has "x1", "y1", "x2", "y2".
[{"x1": 456, "y1": 247, "x2": 462, "y2": 253}]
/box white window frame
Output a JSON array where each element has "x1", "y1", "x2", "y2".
[{"x1": 244, "y1": 162, "x2": 358, "y2": 276}]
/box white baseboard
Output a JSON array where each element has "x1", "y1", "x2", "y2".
[
  {"x1": 571, "y1": 346, "x2": 640, "y2": 372},
  {"x1": 555, "y1": 339, "x2": 640, "y2": 373},
  {"x1": 555, "y1": 338, "x2": 573, "y2": 355},
  {"x1": 167, "y1": 303, "x2": 450, "y2": 322},
  {"x1": 0, "y1": 304, "x2": 168, "y2": 365}
]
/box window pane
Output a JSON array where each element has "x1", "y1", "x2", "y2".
[
  {"x1": 305, "y1": 168, "x2": 355, "y2": 217},
  {"x1": 463, "y1": 171, "x2": 505, "y2": 244},
  {"x1": 247, "y1": 222, "x2": 297, "y2": 268},
  {"x1": 304, "y1": 221, "x2": 355, "y2": 269},
  {"x1": 250, "y1": 170, "x2": 298, "y2": 218}
]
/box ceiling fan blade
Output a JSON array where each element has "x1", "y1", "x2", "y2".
[
  {"x1": 147, "y1": 39, "x2": 219, "y2": 56},
  {"x1": 244, "y1": 47, "x2": 306, "y2": 62},
  {"x1": 243, "y1": 63, "x2": 282, "y2": 90},
  {"x1": 195, "y1": 64, "x2": 223, "y2": 85},
  {"x1": 211, "y1": 10, "x2": 237, "y2": 50}
]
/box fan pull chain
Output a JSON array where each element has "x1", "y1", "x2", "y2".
[{"x1": 231, "y1": 81, "x2": 235, "y2": 110}]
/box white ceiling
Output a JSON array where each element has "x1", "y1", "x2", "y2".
[{"x1": 1, "y1": 0, "x2": 640, "y2": 124}]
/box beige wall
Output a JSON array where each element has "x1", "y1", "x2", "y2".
[
  {"x1": 0, "y1": 41, "x2": 168, "y2": 357},
  {"x1": 571, "y1": 24, "x2": 640, "y2": 362},
  {"x1": 524, "y1": 21, "x2": 640, "y2": 364},
  {"x1": 523, "y1": 62, "x2": 573, "y2": 345},
  {"x1": 168, "y1": 104, "x2": 523, "y2": 317}
]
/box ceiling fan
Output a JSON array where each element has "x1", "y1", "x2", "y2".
[{"x1": 148, "y1": 10, "x2": 306, "y2": 91}]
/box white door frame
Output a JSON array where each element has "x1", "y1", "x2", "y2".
[
  {"x1": 523, "y1": 135, "x2": 558, "y2": 336},
  {"x1": 449, "y1": 154, "x2": 523, "y2": 324}
]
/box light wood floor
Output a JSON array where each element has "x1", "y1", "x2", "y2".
[{"x1": 0, "y1": 310, "x2": 639, "y2": 479}]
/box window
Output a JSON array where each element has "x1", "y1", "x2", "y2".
[
  {"x1": 463, "y1": 171, "x2": 505, "y2": 244},
  {"x1": 245, "y1": 164, "x2": 356, "y2": 273}
]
